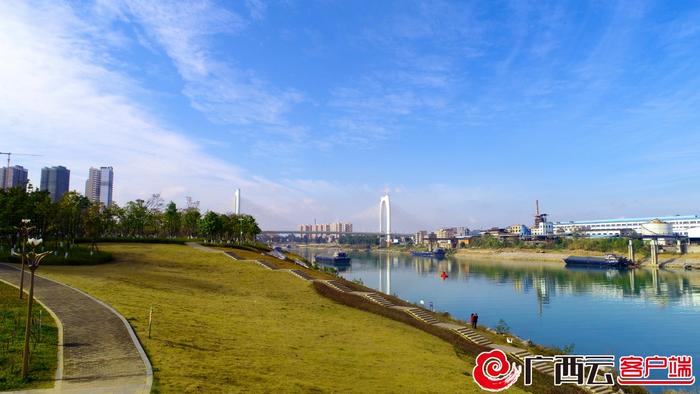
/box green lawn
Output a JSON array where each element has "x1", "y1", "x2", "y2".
[
  {"x1": 0, "y1": 282, "x2": 58, "y2": 391},
  {"x1": 38, "y1": 243, "x2": 514, "y2": 393}
]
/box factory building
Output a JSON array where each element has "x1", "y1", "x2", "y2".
[{"x1": 554, "y1": 215, "x2": 700, "y2": 237}]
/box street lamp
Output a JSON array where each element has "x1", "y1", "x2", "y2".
[
  {"x1": 18, "y1": 219, "x2": 32, "y2": 299},
  {"x1": 238, "y1": 217, "x2": 244, "y2": 244},
  {"x1": 20, "y1": 238, "x2": 51, "y2": 379}
]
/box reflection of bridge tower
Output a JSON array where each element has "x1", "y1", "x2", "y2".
[
  {"x1": 379, "y1": 194, "x2": 391, "y2": 246},
  {"x1": 378, "y1": 253, "x2": 391, "y2": 295}
]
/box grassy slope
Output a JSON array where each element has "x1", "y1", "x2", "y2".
[
  {"x1": 0, "y1": 282, "x2": 58, "y2": 391},
  {"x1": 38, "y1": 244, "x2": 512, "y2": 393}
]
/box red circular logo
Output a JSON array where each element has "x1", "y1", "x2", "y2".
[{"x1": 472, "y1": 349, "x2": 522, "y2": 392}]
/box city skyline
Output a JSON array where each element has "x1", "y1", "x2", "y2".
[{"x1": 3, "y1": 1, "x2": 700, "y2": 231}]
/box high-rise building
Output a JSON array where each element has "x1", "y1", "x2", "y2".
[
  {"x1": 85, "y1": 167, "x2": 100, "y2": 202},
  {"x1": 0, "y1": 165, "x2": 29, "y2": 190},
  {"x1": 85, "y1": 166, "x2": 114, "y2": 207},
  {"x1": 40, "y1": 166, "x2": 70, "y2": 203},
  {"x1": 298, "y1": 221, "x2": 353, "y2": 234}
]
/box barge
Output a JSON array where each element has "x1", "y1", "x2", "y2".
[
  {"x1": 411, "y1": 248, "x2": 446, "y2": 258},
  {"x1": 314, "y1": 251, "x2": 351, "y2": 265},
  {"x1": 563, "y1": 254, "x2": 631, "y2": 268}
]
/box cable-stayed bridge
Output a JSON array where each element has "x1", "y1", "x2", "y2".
[{"x1": 261, "y1": 193, "x2": 417, "y2": 240}]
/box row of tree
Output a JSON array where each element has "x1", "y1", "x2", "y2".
[{"x1": 0, "y1": 187, "x2": 261, "y2": 246}]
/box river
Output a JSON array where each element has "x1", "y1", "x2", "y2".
[{"x1": 296, "y1": 247, "x2": 700, "y2": 391}]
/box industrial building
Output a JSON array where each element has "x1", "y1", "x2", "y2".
[
  {"x1": 553, "y1": 215, "x2": 700, "y2": 237},
  {"x1": 507, "y1": 224, "x2": 531, "y2": 236}
]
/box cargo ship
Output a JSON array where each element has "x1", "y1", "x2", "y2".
[
  {"x1": 411, "y1": 248, "x2": 446, "y2": 258},
  {"x1": 314, "y1": 251, "x2": 351, "y2": 265},
  {"x1": 563, "y1": 254, "x2": 631, "y2": 268}
]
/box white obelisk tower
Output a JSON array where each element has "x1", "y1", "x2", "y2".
[{"x1": 234, "y1": 189, "x2": 241, "y2": 214}]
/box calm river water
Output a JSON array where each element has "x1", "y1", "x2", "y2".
[{"x1": 297, "y1": 247, "x2": 700, "y2": 391}]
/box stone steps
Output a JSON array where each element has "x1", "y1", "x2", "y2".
[
  {"x1": 325, "y1": 280, "x2": 353, "y2": 293},
  {"x1": 510, "y1": 350, "x2": 616, "y2": 394},
  {"x1": 363, "y1": 293, "x2": 394, "y2": 307},
  {"x1": 254, "y1": 260, "x2": 279, "y2": 270},
  {"x1": 453, "y1": 327, "x2": 492, "y2": 346},
  {"x1": 289, "y1": 269, "x2": 314, "y2": 281},
  {"x1": 406, "y1": 308, "x2": 439, "y2": 325},
  {"x1": 223, "y1": 251, "x2": 243, "y2": 260}
]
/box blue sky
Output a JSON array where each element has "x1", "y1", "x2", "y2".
[{"x1": 2, "y1": 1, "x2": 700, "y2": 231}]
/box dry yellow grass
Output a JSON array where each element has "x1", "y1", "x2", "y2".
[{"x1": 37, "y1": 244, "x2": 513, "y2": 393}]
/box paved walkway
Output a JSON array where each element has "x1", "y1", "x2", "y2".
[{"x1": 0, "y1": 264, "x2": 152, "y2": 393}]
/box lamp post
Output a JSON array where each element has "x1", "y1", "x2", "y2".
[
  {"x1": 21, "y1": 238, "x2": 51, "y2": 380},
  {"x1": 18, "y1": 219, "x2": 32, "y2": 299},
  {"x1": 238, "y1": 217, "x2": 244, "y2": 244}
]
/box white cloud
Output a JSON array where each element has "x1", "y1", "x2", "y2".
[
  {"x1": 122, "y1": 0, "x2": 304, "y2": 132},
  {"x1": 0, "y1": 1, "x2": 311, "y2": 228}
]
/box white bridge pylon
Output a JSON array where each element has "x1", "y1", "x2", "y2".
[{"x1": 379, "y1": 193, "x2": 391, "y2": 245}]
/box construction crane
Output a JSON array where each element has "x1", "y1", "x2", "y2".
[{"x1": 0, "y1": 152, "x2": 42, "y2": 188}]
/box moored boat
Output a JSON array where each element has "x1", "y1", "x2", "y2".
[
  {"x1": 314, "y1": 251, "x2": 351, "y2": 265},
  {"x1": 411, "y1": 248, "x2": 446, "y2": 258},
  {"x1": 564, "y1": 254, "x2": 630, "y2": 267}
]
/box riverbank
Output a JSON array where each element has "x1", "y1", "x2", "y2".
[
  {"x1": 455, "y1": 248, "x2": 700, "y2": 270},
  {"x1": 454, "y1": 248, "x2": 588, "y2": 262}
]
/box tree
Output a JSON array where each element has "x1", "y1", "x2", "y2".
[
  {"x1": 199, "y1": 211, "x2": 223, "y2": 242},
  {"x1": 55, "y1": 192, "x2": 90, "y2": 244},
  {"x1": 163, "y1": 202, "x2": 181, "y2": 238},
  {"x1": 121, "y1": 200, "x2": 148, "y2": 237},
  {"x1": 84, "y1": 202, "x2": 106, "y2": 251},
  {"x1": 182, "y1": 207, "x2": 200, "y2": 238}
]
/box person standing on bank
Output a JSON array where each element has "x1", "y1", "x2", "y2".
[
  {"x1": 470, "y1": 313, "x2": 476, "y2": 329},
  {"x1": 473, "y1": 313, "x2": 479, "y2": 329}
]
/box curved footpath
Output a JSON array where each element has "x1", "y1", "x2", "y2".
[{"x1": 0, "y1": 264, "x2": 152, "y2": 394}]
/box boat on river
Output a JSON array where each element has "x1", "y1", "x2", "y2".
[
  {"x1": 314, "y1": 251, "x2": 351, "y2": 265},
  {"x1": 411, "y1": 248, "x2": 446, "y2": 258},
  {"x1": 564, "y1": 254, "x2": 631, "y2": 268}
]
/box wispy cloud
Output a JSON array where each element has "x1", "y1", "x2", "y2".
[
  {"x1": 0, "y1": 0, "x2": 319, "y2": 228},
  {"x1": 121, "y1": 0, "x2": 304, "y2": 134}
]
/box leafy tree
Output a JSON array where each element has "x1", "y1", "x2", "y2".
[
  {"x1": 199, "y1": 211, "x2": 223, "y2": 241},
  {"x1": 55, "y1": 192, "x2": 90, "y2": 244},
  {"x1": 182, "y1": 207, "x2": 201, "y2": 238},
  {"x1": 121, "y1": 200, "x2": 148, "y2": 237},
  {"x1": 163, "y1": 202, "x2": 181, "y2": 238},
  {"x1": 84, "y1": 202, "x2": 106, "y2": 251}
]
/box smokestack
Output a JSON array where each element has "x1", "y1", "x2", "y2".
[{"x1": 536, "y1": 199, "x2": 540, "y2": 216}]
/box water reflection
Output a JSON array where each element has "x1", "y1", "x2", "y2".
[
  {"x1": 355, "y1": 253, "x2": 700, "y2": 308},
  {"x1": 299, "y1": 247, "x2": 700, "y2": 391}
]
